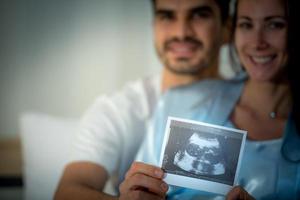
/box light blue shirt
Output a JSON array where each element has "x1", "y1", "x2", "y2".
[{"x1": 136, "y1": 78, "x2": 300, "y2": 200}]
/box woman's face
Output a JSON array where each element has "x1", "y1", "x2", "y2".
[{"x1": 234, "y1": 0, "x2": 288, "y2": 82}]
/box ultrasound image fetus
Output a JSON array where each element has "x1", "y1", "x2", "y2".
[{"x1": 174, "y1": 132, "x2": 225, "y2": 176}]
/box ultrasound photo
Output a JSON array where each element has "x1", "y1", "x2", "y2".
[
  {"x1": 159, "y1": 117, "x2": 247, "y2": 195},
  {"x1": 173, "y1": 132, "x2": 225, "y2": 176}
]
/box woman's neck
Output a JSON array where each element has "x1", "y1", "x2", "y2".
[
  {"x1": 241, "y1": 79, "x2": 291, "y2": 119},
  {"x1": 231, "y1": 78, "x2": 292, "y2": 140}
]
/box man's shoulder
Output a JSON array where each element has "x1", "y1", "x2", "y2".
[
  {"x1": 90, "y1": 74, "x2": 160, "y2": 100},
  {"x1": 124, "y1": 74, "x2": 160, "y2": 95},
  {"x1": 83, "y1": 74, "x2": 161, "y2": 120},
  {"x1": 165, "y1": 78, "x2": 242, "y2": 98}
]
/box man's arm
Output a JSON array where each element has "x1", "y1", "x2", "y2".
[{"x1": 54, "y1": 162, "x2": 117, "y2": 200}]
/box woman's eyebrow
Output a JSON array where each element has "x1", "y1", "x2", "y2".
[
  {"x1": 237, "y1": 16, "x2": 251, "y2": 20},
  {"x1": 264, "y1": 16, "x2": 286, "y2": 21}
]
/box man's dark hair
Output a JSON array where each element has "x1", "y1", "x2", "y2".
[{"x1": 150, "y1": 0, "x2": 230, "y2": 24}]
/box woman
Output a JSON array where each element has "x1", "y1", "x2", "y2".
[
  {"x1": 119, "y1": 0, "x2": 299, "y2": 199},
  {"x1": 227, "y1": 0, "x2": 299, "y2": 198}
]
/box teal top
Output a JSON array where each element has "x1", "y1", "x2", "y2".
[{"x1": 135, "y1": 77, "x2": 300, "y2": 200}]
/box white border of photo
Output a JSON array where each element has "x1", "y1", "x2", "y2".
[{"x1": 159, "y1": 116, "x2": 247, "y2": 195}]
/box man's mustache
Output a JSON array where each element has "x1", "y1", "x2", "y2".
[{"x1": 164, "y1": 37, "x2": 203, "y2": 51}]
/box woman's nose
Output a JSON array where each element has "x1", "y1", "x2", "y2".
[{"x1": 252, "y1": 28, "x2": 269, "y2": 51}]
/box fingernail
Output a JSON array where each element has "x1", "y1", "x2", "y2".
[
  {"x1": 161, "y1": 182, "x2": 168, "y2": 191},
  {"x1": 155, "y1": 169, "x2": 163, "y2": 178}
]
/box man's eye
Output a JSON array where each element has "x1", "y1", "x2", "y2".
[
  {"x1": 156, "y1": 13, "x2": 174, "y2": 21},
  {"x1": 191, "y1": 11, "x2": 211, "y2": 20}
]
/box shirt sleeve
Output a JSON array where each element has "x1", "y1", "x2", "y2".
[{"x1": 70, "y1": 77, "x2": 159, "y2": 176}]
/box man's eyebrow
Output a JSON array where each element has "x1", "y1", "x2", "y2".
[
  {"x1": 155, "y1": 9, "x2": 174, "y2": 15},
  {"x1": 189, "y1": 5, "x2": 213, "y2": 14},
  {"x1": 155, "y1": 5, "x2": 213, "y2": 16}
]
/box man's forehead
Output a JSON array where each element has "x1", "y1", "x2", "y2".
[{"x1": 155, "y1": 0, "x2": 219, "y2": 11}]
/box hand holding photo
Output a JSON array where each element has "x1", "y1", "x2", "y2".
[{"x1": 159, "y1": 117, "x2": 247, "y2": 195}]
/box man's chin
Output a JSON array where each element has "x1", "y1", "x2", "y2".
[{"x1": 165, "y1": 62, "x2": 205, "y2": 75}]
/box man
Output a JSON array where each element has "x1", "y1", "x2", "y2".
[{"x1": 55, "y1": 0, "x2": 230, "y2": 199}]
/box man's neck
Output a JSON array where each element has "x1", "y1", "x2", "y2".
[{"x1": 161, "y1": 64, "x2": 219, "y2": 92}]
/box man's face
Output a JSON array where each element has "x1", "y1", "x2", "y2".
[{"x1": 154, "y1": 0, "x2": 224, "y2": 75}]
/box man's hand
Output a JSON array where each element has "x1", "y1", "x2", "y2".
[
  {"x1": 226, "y1": 186, "x2": 255, "y2": 200},
  {"x1": 119, "y1": 162, "x2": 168, "y2": 200}
]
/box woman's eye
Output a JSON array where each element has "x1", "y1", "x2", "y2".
[
  {"x1": 267, "y1": 21, "x2": 286, "y2": 30},
  {"x1": 237, "y1": 22, "x2": 252, "y2": 30}
]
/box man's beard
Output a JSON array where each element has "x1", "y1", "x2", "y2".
[
  {"x1": 164, "y1": 57, "x2": 208, "y2": 75},
  {"x1": 158, "y1": 37, "x2": 208, "y2": 75}
]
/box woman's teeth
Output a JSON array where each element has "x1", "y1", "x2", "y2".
[{"x1": 252, "y1": 56, "x2": 274, "y2": 64}]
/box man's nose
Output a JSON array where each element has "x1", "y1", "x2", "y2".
[{"x1": 173, "y1": 18, "x2": 195, "y2": 39}]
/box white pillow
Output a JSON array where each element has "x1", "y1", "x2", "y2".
[{"x1": 20, "y1": 112, "x2": 78, "y2": 200}]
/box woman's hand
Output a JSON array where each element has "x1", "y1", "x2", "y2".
[
  {"x1": 226, "y1": 186, "x2": 255, "y2": 200},
  {"x1": 119, "y1": 162, "x2": 168, "y2": 200}
]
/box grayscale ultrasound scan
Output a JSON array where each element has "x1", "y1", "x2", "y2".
[
  {"x1": 160, "y1": 117, "x2": 247, "y2": 194},
  {"x1": 173, "y1": 132, "x2": 225, "y2": 176}
]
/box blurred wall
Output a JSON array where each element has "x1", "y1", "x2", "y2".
[{"x1": 0, "y1": 0, "x2": 162, "y2": 138}]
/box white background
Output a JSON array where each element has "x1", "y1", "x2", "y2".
[
  {"x1": 0, "y1": 0, "x2": 162, "y2": 138},
  {"x1": 0, "y1": 0, "x2": 235, "y2": 139}
]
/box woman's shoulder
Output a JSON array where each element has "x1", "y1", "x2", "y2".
[
  {"x1": 164, "y1": 78, "x2": 244, "y2": 104},
  {"x1": 282, "y1": 117, "x2": 300, "y2": 163},
  {"x1": 156, "y1": 78, "x2": 245, "y2": 123}
]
